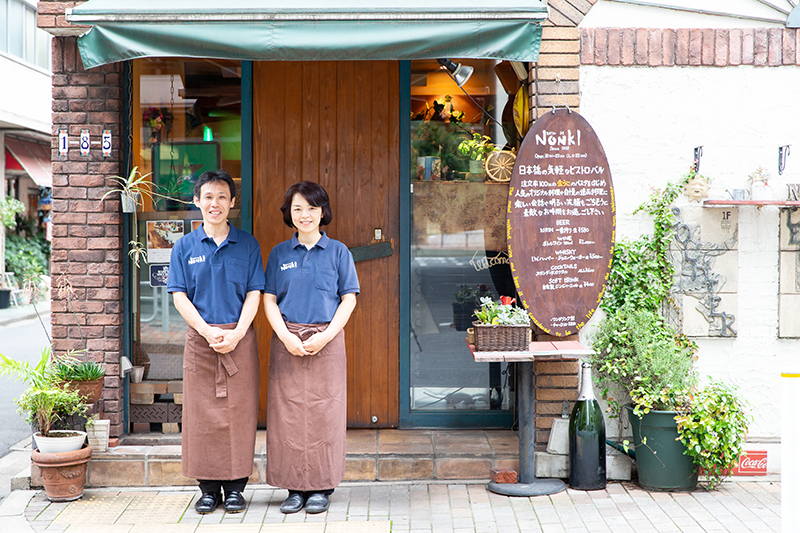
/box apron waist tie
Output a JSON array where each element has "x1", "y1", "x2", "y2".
[{"x1": 216, "y1": 352, "x2": 239, "y2": 398}]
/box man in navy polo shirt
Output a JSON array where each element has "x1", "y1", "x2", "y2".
[{"x1": 167, "y1": 169, "x2": 265, "y2": 515}]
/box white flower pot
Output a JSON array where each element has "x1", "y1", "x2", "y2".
[
  {"x1": 130, "y1": 366, "x2": 144, "y2": 383},
  {"x1": 121, "y1": 191, "x2": 141, "y2": 213},
  {"x1": 33, "y1": 430, "x2": 87, "y2": 454},
  {"x1": 751, "y1": 183, "x2": 774, "y2": 202},
  {"x1": 86, "y1": 420, "x2": 110, "y2": 453}
]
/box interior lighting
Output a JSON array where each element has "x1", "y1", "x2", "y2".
[{"x1": 436, "y1": 58, "x2": 474, "y2": 87}]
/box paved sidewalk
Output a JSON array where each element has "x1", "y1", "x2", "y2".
[
  {"x1": 0, "y1": 300, "x2": 49, "y2": 327},
  {"x1": 0, "y1": 480, "x2": 781, "y2": 533}
]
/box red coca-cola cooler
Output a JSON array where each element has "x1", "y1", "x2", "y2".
[
  {"x1": 732, "y1": 451, "x2": 768, "y2": 476},
  {"x1": 700, "y1": 451, "x2": 768, "y2": 477}
]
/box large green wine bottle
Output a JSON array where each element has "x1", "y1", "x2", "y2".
[{"x1": 568, "y1": 361, "x2": 607, "y2": 490}]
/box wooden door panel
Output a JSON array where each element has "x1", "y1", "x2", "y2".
[{"x1": 253, "y1": 61, "x2": 400, "y2": 428}]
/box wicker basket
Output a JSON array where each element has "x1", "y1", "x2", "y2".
[{"x1": 472, "y1": 322, "x2": 530, "y2": 351}]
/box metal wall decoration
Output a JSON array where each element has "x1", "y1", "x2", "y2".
[
  {"x1": 785, "y1": 208, "x2": 800, "y2": 292},
  {"x1": 671, "y1": 209, "x2": 738, "y2": 337}
]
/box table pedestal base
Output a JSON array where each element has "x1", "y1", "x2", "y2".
[{"x1": 488, "y1": 479, "x2": 566, "y2": 497}]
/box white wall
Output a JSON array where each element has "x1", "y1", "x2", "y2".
[
  {"x1": 576, "y1": 64, "x2": 800, "y2": 447},
  {"x1": 0, "y1": 55, "x2": 51, "y2": 132},
  {"x1": 581, "y1": 0, "x2": 790, "y2": 28}
]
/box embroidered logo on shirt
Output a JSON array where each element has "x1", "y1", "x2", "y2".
[
  {"x1": 188, "y1": 255, "x2": 206, "y2": 265},
  {"x1": 280, "y1": 261, "x2": 297, "y2": 271}
]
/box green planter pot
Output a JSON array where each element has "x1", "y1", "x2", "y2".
[
  {"x1": 452, "y1": 302, "x2": 476, "y2": 332},
  {"x1": 626, "y1": 405, "x2": 698, "y2": 491},
  {"x1": 0, "y1": 289, "x2": 10, "y2": 309}
]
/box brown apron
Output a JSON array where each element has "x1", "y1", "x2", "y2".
[
  {"x1": 182, "y1": 324, "x2": 258, "y2": 480},
  {"x1": 266, "y1": 323, "x2": 346, "y2": 491}
]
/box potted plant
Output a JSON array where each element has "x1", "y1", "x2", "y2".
[
  {"x1": 458, "y1": 133, "x2": 496, "y2": 174},
  {"x1": 452, "y1": 284, "x2": 491, "y2": 331},
  {"x1": 472, "y1": 296, "x2": 530, "y2": 351},
  {"x1": 591, "y1": 179, "x2": 750, "y2": 490},
  {"x1": 0, "y1": 347, "x2": 92, "y2": 501},
  {"x1": 50, "y1": 275, "x2": 107, "y2": 403},
  {"x1": 99, "y1": 166, "x2": 157, "y2": 213},
  {"x1": 52, "y1": 353, "x2": 106, "y2": 405},
  {"x1": 85, "y1": 414, "x2": 110, "y2": 453},
  {"x1": 0, "y1": 196, "x2": 25, "y2": 309}
]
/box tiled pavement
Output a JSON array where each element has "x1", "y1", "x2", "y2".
[{"x1": 0, "y1": 479, "x2": 781, "y2": 533}]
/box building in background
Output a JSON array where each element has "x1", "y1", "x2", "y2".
[
  {"x1": 33, "y1": 0, "x2": 800, "y2": 482},
  {"x1": 1, "y1": 0, "x2": 52, "y2": 283}
]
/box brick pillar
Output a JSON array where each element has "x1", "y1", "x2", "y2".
[
  {"x1": 522, "y1": 0, "x2": 597, "y2": 445},
  {"x1": 37, "y1": 1, "x2": 89, "y2": 37},
  {"x1": 534, "y1": 359, "x2": 580, "y2": 447},
  {"x1": 48, "y1": 33, "x2": 125, "y2": 437},
  {"x1": 532, "y1": 27, "x2": 581, "y2": 119}
]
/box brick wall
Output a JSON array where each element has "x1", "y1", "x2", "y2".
[
  {"x1": 529, "y1": 0, "x2": 598, "y2": 119},
  {"x1": 581, "y1": 27, "x2": 800, "y2": 67},
  {"x1": 534, "y1": 359, "x2": 580, "y2": 446},
  {"x1": 46, "y1": 28, "x2": 125, "y2": 437},
  {"x1": 37, "y1": 0, "x2": 89, "y2": 36}
]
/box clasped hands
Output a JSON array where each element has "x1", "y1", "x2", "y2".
[
  {"x1": 202, "y1": 326, "x2": 244, "y2": 354},
  {"x1": 282, "y1": 331, "x2": 331, "y2": 357}
]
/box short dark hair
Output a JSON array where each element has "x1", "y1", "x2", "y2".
[
  {"x1": 193, "y1": 169, "x2": 236, "y2": 200},
  {"x1": 280, "y1": 181, "x2": 333, "y2": 229}
]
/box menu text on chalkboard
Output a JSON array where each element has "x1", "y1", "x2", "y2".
[{"x1": 507, "y1": 110, "x2": 616, "y2": 337}]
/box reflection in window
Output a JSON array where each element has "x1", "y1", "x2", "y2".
[
  {"x1": 130, "y1": 59, "x2": 241, "y2": 386},
  {"x1": 409, "y1": 59, "x2": 522, "y2": 414},
  {"x1": 2, "y1": 0, "x2": 51, "y2": 71}
]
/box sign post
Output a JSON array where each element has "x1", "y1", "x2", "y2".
[{"x1": 487, "y1": 109, "x2": 615, "y2": 497}]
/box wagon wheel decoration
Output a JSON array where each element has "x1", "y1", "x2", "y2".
[{"x1": 485, "y1": 150, "x2": 516, "y2": 182}]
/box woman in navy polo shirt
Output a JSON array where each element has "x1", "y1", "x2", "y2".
[{"x1": 263, "y1": 181, "x2": 359, "y2": 515}]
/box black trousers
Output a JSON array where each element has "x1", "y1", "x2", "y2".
[
  {"x1": 288, "y1": 488, "x2": 335, "y2": 497},
  {"x1": 198, "y1": 477, "x2": 248, "y2": 494}
]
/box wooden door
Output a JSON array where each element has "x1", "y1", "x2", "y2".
[{"x1": 253, "y1": 61, "x2": 400, "y2": 428}]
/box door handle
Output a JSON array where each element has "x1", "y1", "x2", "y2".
[{"x1": 349, "y1": 241, "x2": 393, "y2": 263}]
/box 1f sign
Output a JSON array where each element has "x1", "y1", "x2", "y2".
[
  {"x1": 80, "y1": 129, "x2": 90, "y2": 157},
  {"x1": 58, "y1": 129, "x2": 68, "y2": 156},
  {"x1": 102, "y1": 130, "x2": 112, "y2": 157}
]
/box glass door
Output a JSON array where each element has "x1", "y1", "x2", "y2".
[{"x1": 405, "y1": 59, "x2": 521, "y2": 427}]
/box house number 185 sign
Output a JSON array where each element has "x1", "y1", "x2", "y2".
[{"x1": 507, "y1": 110, "x2": 616, "y2": 337}]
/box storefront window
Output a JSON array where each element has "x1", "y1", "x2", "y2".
[
  {"x1": 409, "y1": 59, "x2": 519, "y2": 413},
  {"x1": 131, "y1": 59, "x2": 242, "y2": 383}
]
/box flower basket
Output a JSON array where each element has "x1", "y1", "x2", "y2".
[{"x1": 472, "y1": 322, "x2": 530, "y2": 352}]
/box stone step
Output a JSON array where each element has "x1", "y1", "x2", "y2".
[{"x1": 25, "y1": 429, "x2": 635, "y2": 488}]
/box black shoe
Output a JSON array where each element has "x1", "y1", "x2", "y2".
[
  {"x1": 305, "y1": 492, "x2": 330, "y2": 514},
  {"x1": 280, "y1": 492, "x2": 306, "y2": 514},
  {"x1": 224, "y1": 490, "x2": 246, "y2": 513},
  {"x1": 195, "y1": 492, "x2": 222, "y2": 514}
]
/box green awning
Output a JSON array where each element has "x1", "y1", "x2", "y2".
[{"x1": 67, "y1": 0, "x2": 547, "y2": 68}]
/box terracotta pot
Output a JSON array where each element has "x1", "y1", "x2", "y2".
[
  {"x1": 59, "y1": 378, "x2": 104, "y2": 404},
  {"x1": 31, "y1": 444, "x2": 93, "y2": 502}
]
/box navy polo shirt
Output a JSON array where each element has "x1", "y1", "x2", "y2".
[
  {"x1": 167, "y1": 223, "x2": 266, "y2": 325},
  {"x1": 265, "y1": 232, "x2": 359, "y2": 324}
]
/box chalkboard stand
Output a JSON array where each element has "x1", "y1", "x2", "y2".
[{"x1": 468, "y1": 340, "x2": 591, "y2": 496}]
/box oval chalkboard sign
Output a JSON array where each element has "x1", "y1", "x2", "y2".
[{"x1": 507, "y1": 109, "x2": 615, "y2": 337}]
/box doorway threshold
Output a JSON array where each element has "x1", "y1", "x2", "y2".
[{"x1": 43, "y1": 429, "x2": 522, "y2": 488}]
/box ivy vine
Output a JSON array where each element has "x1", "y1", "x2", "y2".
[{"x1": 592, "y1": 176, "x2": 749, "y2": 490}]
